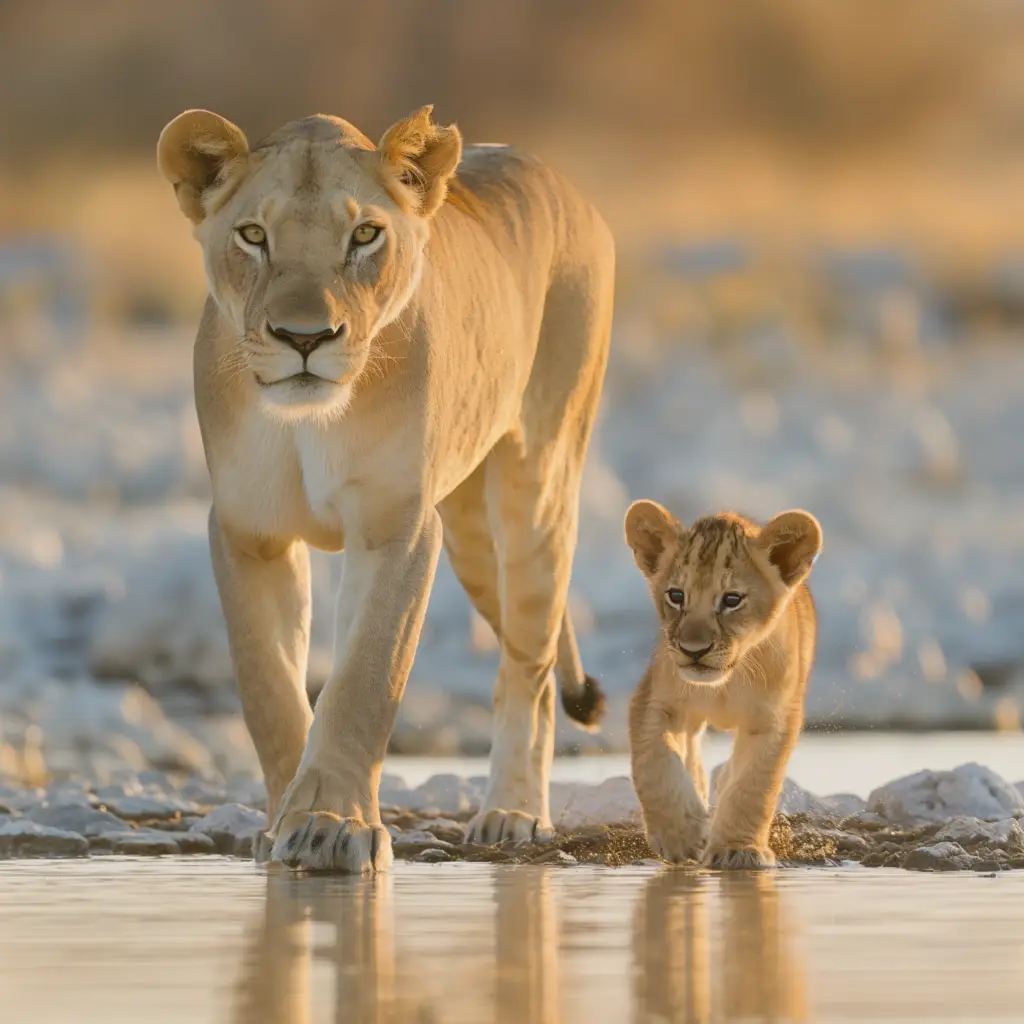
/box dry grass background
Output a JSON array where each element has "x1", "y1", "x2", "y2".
[{"x1": 4, "y1": 0, "x2": 1024, "y2": 325}]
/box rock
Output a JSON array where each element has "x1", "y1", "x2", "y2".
[
  {"x1": 933, "y1": 817, "x2": 1024, "y2": 850},
  {"x1": 393, "y1": 829, "x2": 454, "y2": 848},
  {"x1": 0, "y1": 819, "x2": 88, "y2": 858},
  {"x1": 417, "y1": 818, "x2": 467, "y2": 845},
  {"x1": 25, "y1": 801, "x2": 133, "y2": 838},
  {"x1": 379, "y1": 773, "x2": 414, "y2": 808},
  {"x1": 819, "y1": 829, "x2": 871, "y2": 854},
  {"x1": 531, "y1": 848, "x2": 578, "y2": 866},
  {"x1": 189, "y1": 803, "x2": 267, "y2": 854},
  {"x1": 223, "y1": 776, "x2": 267, "y2": 811},
  {"x1": 0, "y1": 786, "x2": 44, "y2": 813},
  {"x1": 98, "y1": 793, "x2": 197, "y2": 821},
  {"x1": 410, "y1": 847, "x2": 454, "y2": 863},
  {"x1": 819, "y1": 793, "x2": 867, "y2": 817},
  {"x1": 406, "y1": 774, "x2": 485, "y2": 815},
  {"x1": 96, "y1": 829, "x2": 181, "y2": 855},
  {"x1": 839, "y1": 811, "x2": 889, "y2": 830},
  {"x1": 551, "y1": 777, "x2": 641, "y2": 830},
  {"x1": 868, "y1": 763, "x2": 1024, "y2": 824},
  {"x1": 179, "y1": 777, "x2": 230, "y2": 807},
  {"x1": 902, "y1": 841, "x2": 978, "y2": 872}
]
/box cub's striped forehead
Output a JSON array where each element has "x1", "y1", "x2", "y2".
[{"x1": 669, "y1": 513, "x2": 755, "y2": 581}]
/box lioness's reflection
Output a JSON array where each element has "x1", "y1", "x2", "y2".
[
  {"x1": 231, "y1": 866, "x2": 560, "y2": 1024},
  {"x1": 633, "y1": 872, "x2": 807, "y2": 1023},
  {"x1": 231, "y1": 870, "x2": 413, "y2": 1024}
]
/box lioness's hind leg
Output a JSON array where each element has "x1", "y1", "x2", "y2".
[{"x1": 464, "y1": 434, "x2": 580, "y2": 845}]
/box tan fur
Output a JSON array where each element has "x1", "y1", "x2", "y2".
[
  {"x1": 157, "y1": 106, "x2": 614, "y2": 871},
  {"x1": 624, "y1": 501, "x2": 821, "y2": 869}
]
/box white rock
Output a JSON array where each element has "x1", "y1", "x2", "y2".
[
  {"x1": 189, "y1": 803, "x2": 267, "y2": 854},
  {"x1": 933, "y1": 817, "x2": 1024, "y2": 849},
  {"x1": 550, "y1": 776, "x2": 641, "y2": 830},
  {"x1": 867, "y1": 763, "x2": 1024, "y2": 823},
  {"x1": 25, "y1": 802, "x2": 132, "y2": 837},
  {"x1": 406, "y1": 774, "x2": 485, "y2": 815},
  {"x1": 902, "y1": 841, "x2": 976, "y2": 872},
  {"x1": 0, "y1": 818, "x2": 88, "y2": 858},
  {"x1": 392, "y1": 830, "x2": 454, "y2": 849}
]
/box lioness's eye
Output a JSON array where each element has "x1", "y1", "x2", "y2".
[
  {"x1": 665, "y1": 588, "x2": 685, "y2": 609},
  {"x1": 237, "y1": 224, "x2": 266, "y2": 247},
  {"x1": 351, "y1": 224, "x2": 382, "y2": 247},
  {"x1": 721, "y1": 592, "x2": 745, "y2": 611}
]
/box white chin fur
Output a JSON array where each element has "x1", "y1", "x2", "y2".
[{"x1": 258, "y1": 377, "x2": 354, "y2": 421}]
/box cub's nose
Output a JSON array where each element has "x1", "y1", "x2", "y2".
[
  {"x1": 267, "y1": 321, "x2": 346, "y2": 357},
  {"x1": 678, "y1": 641, "x2": 714, "y2": 661}
]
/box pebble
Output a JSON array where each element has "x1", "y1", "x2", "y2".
[
  {"x1": 94, "y1": 830, "x2": 182, "y2": 856},
  {"x1": 98, "y1": 793, "x2": 198, "y2": 821},
  {"x1": 411, "y1": 847, "x2": 454, "y2": 863}
]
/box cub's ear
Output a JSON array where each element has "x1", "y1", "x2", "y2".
[
  {"x1": 758, "y1": 510, "x2": 822, "y2": 588},
  {"x1": 624, "y1": 500, "x2": 681, "y2": 577},
  {"x1": 378, "y1": 104, "x2": 462, "y2": 216},
  {"x1": 157, "y1": 109, "x2": 249, "y2": 223}
]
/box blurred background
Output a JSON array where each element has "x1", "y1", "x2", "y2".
[{"x1": 3, "y1": 0, "x2": 1024, "y2": 784}]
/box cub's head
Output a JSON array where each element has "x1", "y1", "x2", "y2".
[
  {"x1": 624, "y1": 502, "x2": 822, "y2": 685},
  {"x1": 157, "y1": 105, "x2": 461, "y2": 419}
]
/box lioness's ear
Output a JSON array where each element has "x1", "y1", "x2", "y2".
[
  {"x1": 157, "y1": 109, "x2": 249, "y2": 223},
  {"x1": 378, "y1": 105, "x2": 462, "y2": 216},
  {"x1": 624, "y1": 500, "x2": 681, "y2": 577},
  {"x1": 759, "y1": 510, "x2": 822, "y2": 588}
]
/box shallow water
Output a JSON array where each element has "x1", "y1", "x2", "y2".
[
  {"x1": 1, "y1": 859, "x2": 1022, "y2": 1023},
  {"x1": 387, "y1": 730, "x2": 1024, "y2": 796}
]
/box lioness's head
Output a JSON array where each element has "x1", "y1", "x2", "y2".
[
  {"x1": 624, "y1": 502, "x2": 822, "y2": 685},
  {"x1": 158, "y1": 105, "x2": 462, "y2": 418}
]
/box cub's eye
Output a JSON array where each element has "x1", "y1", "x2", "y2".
[
  {"x1": 351, "y1": 224, "x2": 382, "y2": 247},
  {"x1": 665, "y1": 588, "x2": 685, "y2": 609},
  {"x1": 237, "y1": 224, "x2": 266, "y2": 247},
  {"x1": 720, "y1": 592, "x2": 745, "y2": 611}
]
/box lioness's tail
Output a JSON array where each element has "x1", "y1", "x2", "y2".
[{"x1": 555, "y1": 609, "x2": 606, "y2": 732}]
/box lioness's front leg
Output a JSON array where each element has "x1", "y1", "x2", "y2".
[
  {"x1": 629, "y1": 685, "x2": 709, "y2": 864},
  {"x1": 270, "y1": 507, "x2": 443, "y2": 873},
  {"x1": 705, "y1": 717, "x2": 800, "y2": 869},
  {"x1": 209, "y1": 512, "x2": 314, "y2": 830}
]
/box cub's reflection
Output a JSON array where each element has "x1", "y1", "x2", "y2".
[{"x1": 633, "y1": 872, "x2": 807, "y2": 1023}]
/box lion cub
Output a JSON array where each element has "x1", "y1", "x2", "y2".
[{"x1": 624, "y1": 501, "x2": 821, "y2": 869}]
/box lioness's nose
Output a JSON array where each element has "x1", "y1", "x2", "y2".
[
  {"x1": 267, "y1": 321, "x2": 346, "y2": 357},
  {"x1": 678, "y1": 640, "x2": 714, "y2": 661}
]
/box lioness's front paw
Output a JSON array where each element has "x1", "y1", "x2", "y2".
[
  {"x1": 465, "y1": 809, "x2": 554, "y2": 845},
  {"x1": 703, "y1": 844, "x2": 775, "y2": 870},
  {"x1": 270, "y1": 811, "x2": 393, "y2": 873},
  {"x1": 645, "y1": 815, "x2": 709, "y2": 864}
]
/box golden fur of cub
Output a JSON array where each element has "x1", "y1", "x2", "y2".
[{"x1": 624, "y1": 500, "x2": 822, "y2": 869}]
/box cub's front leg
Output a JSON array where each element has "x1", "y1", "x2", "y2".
[
  {"x1": 704, "y1": 719, "x2": 800, "y2": 870},
  {"x1": 629, "y1": 683, "x2": 709, "y2": 864},
  {"x1": 270, "y1": 507, "x2": 443, "y2": 873}
]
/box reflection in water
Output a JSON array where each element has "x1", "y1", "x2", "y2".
[
  {"x1": 232, "y1": 871, "x2": 411, "y2": 1024},
  {"x1": 231, "y1": 866, "x2": 806, "y2": 1023},
  {"x1": 633, "y1": 872, "x2": 807, "y2": 1023}
]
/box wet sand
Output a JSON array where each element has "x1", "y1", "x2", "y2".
[{"x1": 0, "y1": 858, "x2": 1021, "y2": 1022}]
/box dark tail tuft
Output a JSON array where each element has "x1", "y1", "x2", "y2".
[{"x1": 560, "y1": 674, "x2": 607, "y2": 733}]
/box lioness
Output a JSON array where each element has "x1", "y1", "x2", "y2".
[
  {"x1": 157, "y1": 106, "x2": 614, "y2": 871},
  {"x1": 624, "y1": 501, "x2": 821, "y2": 868}
]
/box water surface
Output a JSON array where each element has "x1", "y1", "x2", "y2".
[{"x1": 1, "y1": 858, "x2": 1022, "y2": 1022}]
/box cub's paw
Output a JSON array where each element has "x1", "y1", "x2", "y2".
[
  {"x1": 465, "y1": 809, "x2": 554, "y2": 845},
  {"x1": 702, "y1": 844, "x2": 776, "y2": 870},
  {"x1": 646, "y1": 815, "x2": 709, "y2": 865},
  {"x1": 270, "y1": 811, "x2": 393, "y2": 873}
]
